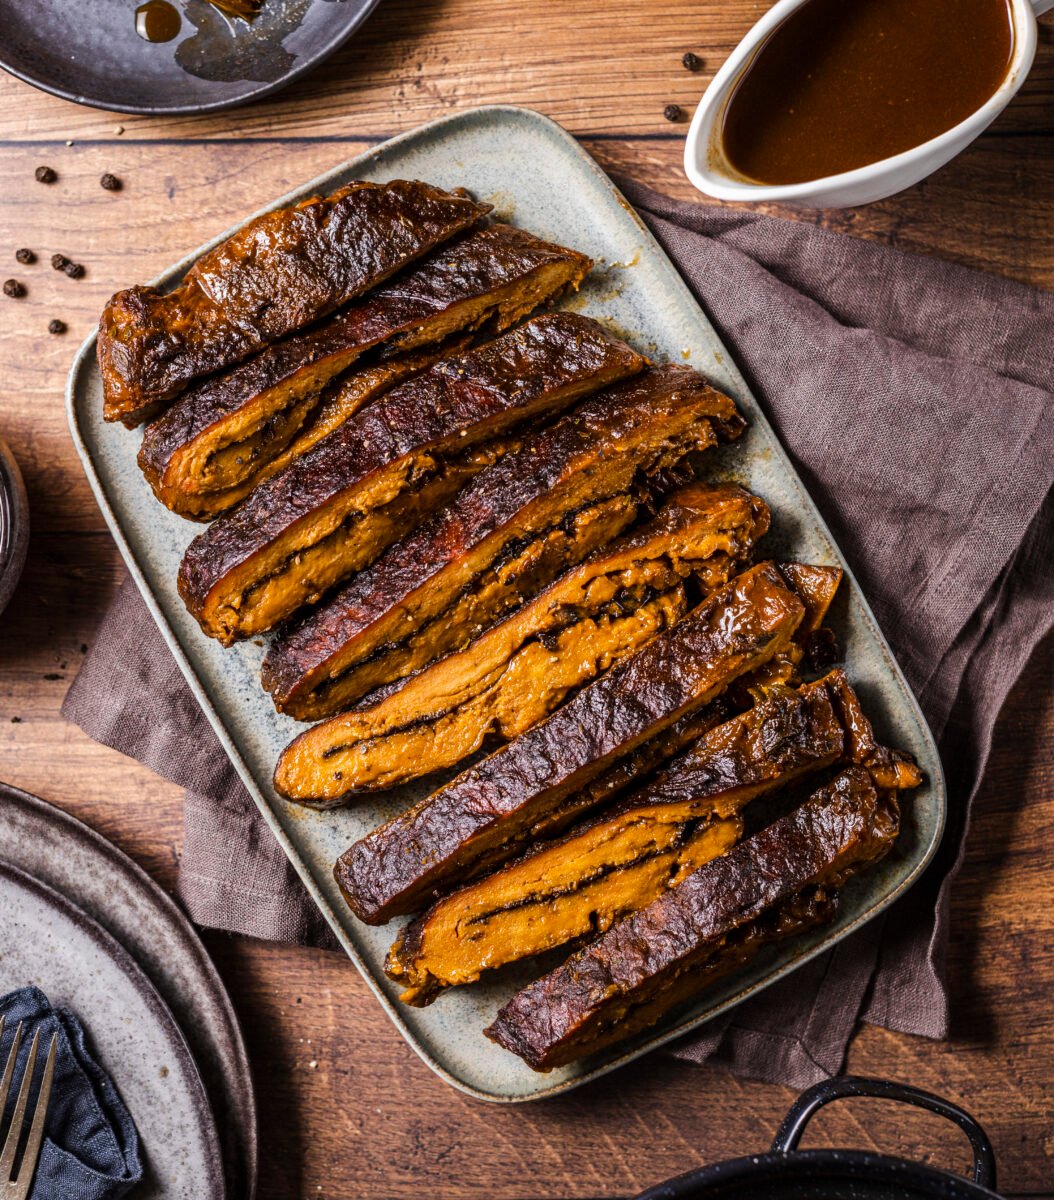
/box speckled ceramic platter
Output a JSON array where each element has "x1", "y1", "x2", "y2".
[
  {"x1": 0, "y1": 781, "x2": 256, "y2": 1198},
  {"x1": 66, "y1": 105, "x2": 946, "y2": 1102},
  {"x1": 0, "y1": 0, "x2": 381, "y2": 116},
  {"x1": 0, "y1": 860, "x2": 225, "y2": 1197}
]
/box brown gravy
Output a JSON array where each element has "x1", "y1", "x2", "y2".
[{"x1": 720, "y1": 0, "x2": 1015, "y2": 185}]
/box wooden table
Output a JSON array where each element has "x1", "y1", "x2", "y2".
[{"x1": 1, "y1": 3, "x2": 1052, "y2": 1196}]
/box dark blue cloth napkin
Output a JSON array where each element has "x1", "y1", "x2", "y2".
[{"x1": 0, "y1": 988, "x2": 142, "y2": 1200}]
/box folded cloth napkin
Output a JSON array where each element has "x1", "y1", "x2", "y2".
[
  {"x1": 63, "y1": 180, "x2": 1054, "y2": 1090},
  {"x1": 0, "y1": 987, "x2": 142, "y2": 1200}
]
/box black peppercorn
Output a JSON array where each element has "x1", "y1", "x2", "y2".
[
  {"x1": 15, "y1": 248, "x2": 35, "y2": 265},
  {"x1": 3, "y1": 279, "x2": 25, "y2": 298},
  {"x1": 48, "y1": 319, "x2": 67, "y2": 335},
  {"x1": 63, "y1": 261, "x2": 84, "y2": 279},
  {"x1": 682, "y1": 51, "x2": 701, "y2": 71},
  {"x1": 51, "y1": 253, "x2": 69, "y2": 271},
  {"x1": 100, "y1": 173, "x2": 122, "y2": 192},
  {"x1": 34, "y1": 165, "x2": 57, "y2": 184},
  {"x1": 663, "y1": 103, "x2": 682, "y2": 122}
]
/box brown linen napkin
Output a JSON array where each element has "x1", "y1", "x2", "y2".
[{"x1": 64, "y1": 180, "x2": 1054, "y2": 1089}]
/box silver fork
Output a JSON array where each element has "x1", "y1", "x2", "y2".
[{"x1": 0, "y1": 1015, "x2": 57, "y2": 1200}]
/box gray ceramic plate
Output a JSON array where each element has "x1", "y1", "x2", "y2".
[
  {"x1": 65, "y1": 105, "x2": 946, "y2": 1102},
  {"x1": 0, "y1": 0, "x2": 381, "y2": 116},
  {"x1": 0, "y1": 781, "x2": 256, "y2": 1198},
  {"x1": 0, "y1": 860, "x2": 225, "y2": 1197}
]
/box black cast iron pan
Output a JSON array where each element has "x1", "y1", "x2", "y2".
[{"x1": 634, "y1": 1076, "x2": 1002, "y2": 1200}]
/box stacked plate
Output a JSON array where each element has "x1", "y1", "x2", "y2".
[{"x1": 0, "y1": 782, "x2": 257, "y2": 1199}]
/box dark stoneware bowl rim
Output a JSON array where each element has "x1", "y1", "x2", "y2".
[{"x1": 0, "y1": 0, "x2": 383, "y2": 116}]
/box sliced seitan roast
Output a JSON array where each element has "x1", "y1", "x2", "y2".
[
  {"x1": 273, "y1": 483, "x2": 770, "y2": 800},
  {"x1": 263, "y1": 364, "x2": 746, "y2": 714},
  {"x1": 334, "y1": 561, "x2": 806, "y2": 925},
  {"x1": 100, "y1": 179, "x2": 490, "y2": 426},
  {"x1": 138, "y1": 225, "x2": 591, "y2": 518},
  {"x1": 178, "y1": 313, "x2": 646, "y2": 644},
  {"x1": 485, "y1": 765, "x2": 906, "y2": 1070},
  {"x1": 386, "y1": 671, "x2": 863, "y2": 1005}
]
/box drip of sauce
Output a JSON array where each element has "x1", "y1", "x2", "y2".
[
  {"x1": 720, "y1": 0, "x2": 1015, "y2": 185},
  {"x1": 135, "y1": 0, "x2": 182, "y2": 42}
]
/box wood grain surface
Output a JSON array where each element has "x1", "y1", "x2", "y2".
[{"x1": 0, "y1": 2, "x2": 1052, "y2": 1197}]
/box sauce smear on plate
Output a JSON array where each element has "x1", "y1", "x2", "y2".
[{"x1": 720, "y1": 0, "x2": 1014, "y2": 185}]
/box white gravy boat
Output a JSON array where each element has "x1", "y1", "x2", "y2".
[{"x1": 684, "y1": 0, "x2": 1054, "y2": 208}]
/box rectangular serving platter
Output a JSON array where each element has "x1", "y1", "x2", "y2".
[{"x1": 67, "y1": 105, "x2": 946, "y2": 1102}]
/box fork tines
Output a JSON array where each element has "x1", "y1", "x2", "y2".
[{"x1": 0, "y1": 1014, "x2": 58, "y2": 1199}]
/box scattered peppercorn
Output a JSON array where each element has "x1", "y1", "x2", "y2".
[
  {"x1": 63, "y1": 261, "x2": 85, "y2": 279},
  {"x1": 43, "y1": 673, "x2": 62, "y2": 681},
  {"x1": 35, "y1": 165, "x2": 57, "y2": 184},
  {"x1": 682, "y1": 51, "x2": 701, "y2": 71},
  {"x1": 3, "y1": 279, "x2": 24, "y2": 298},
  {"x1": 10, "y1": 716, "x2": 21, "y2": 724},
  {"x1": 51, "y1": 253, "x2": 69, "y2": 271},
  {"x1": 100, "y1": 173, "x2": 122, "y2": 192},
  {"x1": 663, "y1": 103, "x2": 683, "y2": 122},
  {"x1": 15, "y1": 248, "x2": 35, "y2": 265},
  {"x1": 48, "y1": 319, "x2": 67, "y2": 335}
]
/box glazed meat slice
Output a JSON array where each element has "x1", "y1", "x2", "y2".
[
  {"x1": 385, "y1": 673, "x2": 854, "y2": 1005},
  {"x1": 485, "y1": 765, "x2": 902, "y2": 1070},
  {"x1": 178, "y1": 314, "x2": 645, "y2": 644},
  {"x1": 169, "y1": 339, "x2": 465, "y2": 520},
  {"x1": 334, "y1": 561, "x2": 806, "y2": 925},
  {"x1": 100, "y1": 179, "x2": 490, "y2": 426},
  {"x1": 138, "y1": 226, "x2": 591, "y2": 518},
  {"x1": 263, "y1": 365, "x2": 746, "y2": 714},
  {"x1": 273, "y1": 484, "x2": 770, "y2": 800}
]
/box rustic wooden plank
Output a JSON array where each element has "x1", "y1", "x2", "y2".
[
  {"x1": 1, "y1": 0, "x2": 1052, "y2": 1193},
  {"x1": 0, "y1": 1, "x2": 1051, "y2": 143}
]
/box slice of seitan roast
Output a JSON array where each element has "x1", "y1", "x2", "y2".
[
  {"x1": 386, "y1": 670, "x2": 863, "y2": 1005},
  {"x1": 138, "y1": 225, "x2": 591, "y2": 518},
  {"x1": 100, "y1": 179, "x2": 490, "y2": 426},
  {"x1": 273, "y1": 483, "x2": 770, "y2": 800},
  {"x1": 334, "y1": 561, "x2": 806, "y2": 925},
  {"x1": 178, "y1": 313, "x2": 645, "y2": 644},
  {"x1": 262, "y1": 364, "x2": 746, "y2": 714},
  {"x1": 485, "y1": 764, "x2": 905, "y2": 1070}
]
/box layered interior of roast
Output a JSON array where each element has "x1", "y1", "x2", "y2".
[
  {"x1": 385, "y1": 671, "x2": 854, "y2": 1004},
  {"x1": 273, "y1": 483, "x2": 770, "y2": 799},
  {"x1": 139, "y1": 225, "x2": 591, "y2": 518},
  {"x1": 335, "y1": 563, "x2": 806, "y2": 925},
  {"x1": 485, "y1": 767, "x2": 904, "y2": 1070},
  {"x1": 178, "y1": 341, "x2": 465, "y2": 520},
  {"x1": 263, "y1": 366, "x2": 746, "y2": 716},
  {"x1": 177, "y1": 313, "x2": 645, "y2": 643}
]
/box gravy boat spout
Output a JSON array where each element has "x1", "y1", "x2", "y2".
[{"x1": 684, "y1": 0, "x2": 1052, "y2": 209}]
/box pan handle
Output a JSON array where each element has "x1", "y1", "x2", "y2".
[{"x1": 772, "y1": 1075, "x2": 997, "y2": 1189}]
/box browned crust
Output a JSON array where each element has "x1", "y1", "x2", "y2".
[
  {"x1": 177, "y1": 313, "x2": 646, "y2": 643},
  {"x1": 334, "y1": 561, "x2": 806, "y2": 925},
  {"x1": 263, "y1": 365, "x2": 745, "y2": 713},
  {"x1": 137, "y1": 225, "x2": 592, "y2": 514},
  {"x1": 484, "y1": 766, "x2": 899, "y2": 1070},
  {"x1": 100, "y1": 179, "x2": 491, "y2": 426}
]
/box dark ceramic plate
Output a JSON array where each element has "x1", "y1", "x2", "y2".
[{"x1": 0, "y1": 0, "x2": 381, "y2": 115}]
